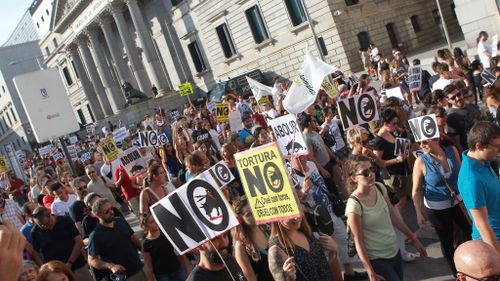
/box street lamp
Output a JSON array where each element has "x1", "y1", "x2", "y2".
[{"x1": 8, "y1": 56, "x2": 44, "y2": 70}]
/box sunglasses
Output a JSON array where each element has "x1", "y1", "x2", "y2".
[
  {"x1": 356, "y1": 166, "x2": 377, "y2": 177},
  {"x1": 457, "y1": 272, "x2": 500, "y2": 281},
  {"x1": 88, "y1": 171, "x2": 96, "y2": 175},
  {"x1": 449, "y1": 93, "x2": 462, "y2": 100},
  {"x1": 77, "y1": 185, "x2": 87, "y2": 191}
]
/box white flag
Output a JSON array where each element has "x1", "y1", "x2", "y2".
[
  {"x1": 247, "y1": 76, "x2": 274, "y2": 101},
  {"x1": 283, "y1": 50, "x2": 337, "y2": 114}
]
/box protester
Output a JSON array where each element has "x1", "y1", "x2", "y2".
[
  {"x1": 18, "y1": 260, "x2": 39, "y2": 281},
  {"x1": 139, "y1": 164, "x2": 169, "y2": 214},
  {"x1": 49, "y1": 182, "x2": 77, "y2": 216},
  {"x1": 85, "y1": 165, "x2": 119, "y2": 208},
  {"x1": 68, "y1": 177, "x2": 89, "y2": 233},
  {"x1": 0, "y1": 191, "x2": 25, "y2": 230},
  {"x1": 454, "y1": 240, "x2": 500, "y2": 281},
  {"x1": 36, "y1": 260, "x2": 77, "y2": 281},
  {"x1": 477, "y1": 31, "x2": 492, "y2": 71}
]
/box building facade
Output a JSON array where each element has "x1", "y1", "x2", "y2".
[
  {"x1": 453, "y1": 0, "x2": 500, "y2": 48},
  {"x1": 2, "y1": 10, "x2": 39, "y2": 47}
]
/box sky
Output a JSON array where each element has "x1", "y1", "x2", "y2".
[{"x1": 0, "y1": 0, "x2": 36, "y2": 45}]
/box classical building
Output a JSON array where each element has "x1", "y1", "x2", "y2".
[
  {"x1": 453, "y1": 0, "x2": 500, "y2": 48},
  {"x1": 38, "y1": 0, "x2": 462, "y2": 126}
]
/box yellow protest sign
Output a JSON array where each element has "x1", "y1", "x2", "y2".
[
  {"x1": 234, "y1": 142, "x2": 301, "y2": 224},
  {"x1": 179, "y1": 82, "x2": 193, "y2": 96},
  {"x1": 215, "y1": 103, "x2": 230, "y2": 122},
  {"x1": 0, "y1": 155, "x2": 8, "y2": 174},
  {"x1": 258, "y1": 96, "x2": 269, "y2": 104},
  {"x1": 322, "y1": 78, "x2": 339, "y2": 99},
  {"x1": 98, "y1": 137, "x2": 119, "y2": 162}
]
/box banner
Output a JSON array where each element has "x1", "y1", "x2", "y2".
[
  {"x1": 119, "y1": 147, "x2": 151, "y2": 176},
  {"x1": 408, "y1": 114, "x2": 440, "y2": 142},
  {"x1": 247, "y1": 76, "x2": 274, "y2": 101},
  {"x1": 321, "y1": 78, "x2": 339, "y2": 99},
  {"x1": 268, "y1": 115, "x2": 308, "y2": 158},
  {"x1": 337, "y1": 92, "x2": 379, "y2": 130},
  {"x1": 283, "y1": 49, "x2": 337, "y2": 114},
  {"x1": 407, "y1": 66, "x2": 422, "y2": 91},
  {"x1": 394, "y1": 138, "x2": 411, "y2": 156},
  {"x1": 98, "y1": 136, "x2": 120, "y2": 162},
  {"x1": 112, "y1": 127, "x2": 129, "y2": 143},
  {"x1": 215, "y1": 103, "x2": 230, "y2": 122},
  {"x1": 179, "y1": 82, "x2": 193, "y2": 96},
  {"x1": 0, "y1": 155, "x2": 8, "y2": 174},
  {"x1": 138, "y1": 131, "x2": 169, "y2": 147},
  {"x1": 150, "y1": 163, "x2": 239, "y2": 255},
  {"x1": 234, "y1": 143, "x2": 301, "y2": 224}
]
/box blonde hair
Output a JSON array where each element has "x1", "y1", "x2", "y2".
[
  {"x1": 343, "y1": 155, "x2": 371, "y2": 193},
  {"x1": 269, "y1": 218, "x2": 312, "y2": 252},
  {"x1": 346, "y1": 126, "x2": 370, "y2": 148}
]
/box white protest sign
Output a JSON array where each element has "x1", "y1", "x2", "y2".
[
  {"x1": 80, "y1": 151, "x2": 91, "y2": 163},
  {"x1": 407, "y1": 66, "x2": 422, "y2": 91},
  {"x1": 385, "y1": 87, "x2": 405, "y2": 100},
  {"x1": 39, "y1": 144, "x2": 53, "y2": 157},
  {"x1": 67, "y1": 145, "x2": 79, "y2": 161},
  {"x1": 118, "y1": 147, "x2": 151, "y2": 176},
  {"x1": 112, "y1": 127, "x2": 129, "y2": 143},
  {"x1": 69, "y1": 135, "x2": 78, "y2": 144},
  {"x1": 207, "y1": 101, "x2": 216, "y2": 114},
  {"x1": 481, "y1": 70, "x2": 497, "y2": 85},
  {"x1": 283, "y1": 49, "x2": 337, "y2": 114},
  {"x1": 268, "y1": 114, "x2": 308, "y2": 159},
  {"x1": 394, "y1": 138, "x2": 411, "y2": 156},
  {"x1": 492, "y1": 35, "x2": 498, "y2": 57},
  {"x1": 337, "y1": 92, "x2": 379, "y2": 130},
  {"x1": 247, "y1": 76, "x2": 273, "y2": 101},
  {"x1": 138, "y1": 131, "x2": 169, "y2": 147},
  {"x1": 207, "y1": 160, "x2": 235, "y2": 188},
  {"x1": 150, "y1": 163, "x2": 239, "y2": 255},
  {"x1": 52, "y1": 152, "x2": 64, "y2": 161},
  {"x1": 229, "y1": 111, "x2": 243, "y2": 133},
  {"x1": 169, "y1": 109, "x2": 181, "y2": 120},
  {"x1": 15, "y1": 150, "x2": 26, "y2": 162},
  {"x1": 408, "y1": 114, "x2": 440, "y2": 142},
  {"x1": 86, "y1": 124, "x2": 95, "y2": 135}
]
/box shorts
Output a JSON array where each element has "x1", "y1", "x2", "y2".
[{"x1": 384, "y1": 174, "x2": 412, "y2": 199}]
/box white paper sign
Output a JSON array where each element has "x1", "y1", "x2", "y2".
[
  {"x1": 408, "y1": 114, "x2": 440, "y2": 142},
  {"x1": 39, "y1": 144, "x2": 53, "y2": 157},
  {"x1": 118, "y1": 147, "x2": 150, "y2": 176},
  {"x1": 138, "y1": 131, "x2": 169, "y2": 147},
  {"x1": 229, "y1": 111, "x2": 243, "y2": 133},
  {"x1": 69, "y1": 136, "x2": 78, "y2": 144},
  {"x1": 283, "y1": 49, "x2": 337, "y2": 114},
  {"x1": 337, "y1": 92, "x2": 379, "y2": 130},
  {"x1": 385, "y1": 87, "x2": 405, "y2": 100},
  {"x1": 67, "y1": 145, "x2": 79, "y2": 161},
  {"x1": 150, "y1": 163, "x2": 239, "y2": 255},
  {"x1": 268, "y1": 114, "x2": 308, "y2": 159},
  {"x1": 394, "y1": 138, "x2": 411, "y2": 156},
  {"x1": 52, "y1": 152, "x2": 64, "y2": 161},
  {"x1": 80, "y1": 151, "x2": 91, "y2": 163},
  {"x1": 86, "y1": 125, "x2": 95, "y2": 135},
  {"x1": 112, "y1": 127, "x2": 129, "y2": 143},
  {"x1": 407, "y1": 66, "x2": 422, "y2": 91}
]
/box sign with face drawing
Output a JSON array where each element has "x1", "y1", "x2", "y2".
[
  {"x1": 268, "y1": 114, "x2": 308, "y2": 159},
  {"x1": 337, "y1": 92, "x2": 379, "y2": 130},
  {"x1": 408, "y1": 114, "x2": 440, "y2": 142}
]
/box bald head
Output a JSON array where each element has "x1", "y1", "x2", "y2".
[{"x1": 454, "y1": 241, "x2": 500, "y2": 279}]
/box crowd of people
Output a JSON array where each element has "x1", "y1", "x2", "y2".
[{"x1": 1, "y1": 31, "x2": 500, "y2": 281}]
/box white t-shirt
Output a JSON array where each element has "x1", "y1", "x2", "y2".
[
  {"x1": 51, "y1": 194, "x2": 77, "y2": 216},
  {"x1": 371, "y1": 47, "x2": 379, "y2": 61},
  {"x1": 477, "y1": 40, "x2": 492, "y2": 69}
]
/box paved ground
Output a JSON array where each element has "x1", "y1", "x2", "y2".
[{"x1": 124, "y1": 39, "x2": 471, "y2": 280}]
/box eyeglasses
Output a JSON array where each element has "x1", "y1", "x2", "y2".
[
  {"x1": 449, "y1": 93, "x2": 462, "y2": 100},
  {"x1": 355, "y1": 167, "x2": 377, "y2": 177},
  {"x1": 457, "y1": 272, "x2": 500, "y2": 281}
]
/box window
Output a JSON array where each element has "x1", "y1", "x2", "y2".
[
  {"x1": 41, "y1": 16, "x2": 44, "y2": 22},
  {"x1": 86, "y1": 104, "x2": 95, "y2": 122},
  {"x1": 53, "y1": 38, "x2": 58, "y2": 48},
  {"x1": 36, "y1": 23, "x2": 40, "y2": 28},
  {"x1": 12, "y1": 142, "x2": 16, "y2": 150},
  {"x1": 215, "y1": 23, "x2": 237, "y2": 58},
  {"x1": 21, "y1": 136, "x2": 25, "y2": 144},
  {"x1": 318, "y1": 37, "x2": 328, "y2": 56},
  {"x1": 77, "y1": 109, "x2": 86, "y2": 125},
  {"x1": 62, "y1": 67, "x2": 73, "y2": 86},
  {"x1": 386, "y1": 23, "x2": 400, "y2": 48},
  {"x1": 10, "y1": 108, "x2": 17, "y2": 123},
  {"x1": 345, "y1": 0, "x2": 359, "y2": 6},
  {"x1": 171, "y1": 0, "x2": 182, "y2": 6},
  {"x1": 411, "y1": 15, "x2": 421, "y2": 32},
  {"x1": 1, "y1": 117, "x2": 6, "y2": 132},
  {"x1": 357, "y1": 31, "x2": 370, "y2": 51},
  {"x1": 6, "y1": 112, "x2": 12, "y2": 127},
  {"x1": 71, "y1": 61, "x2": 79, "y2": 79},
  {"x1": 0, "y1": 120, "x2": 4, "y2": 134},
  {"x1": 16, "y1": 139, "x2": 21, "y2": 148},
  {"x1": 46, "y1": 9, "x2": 49, "y2": 15},
  {"x1": 245, "y1": 6, "x2": 269, "y2": 44},
  {"x1": 188, "y1": 41, "x2": 207, "y2": 72},
  {"x1": 45, "y1": 47, "x2": 50, "y2": 56},
  {"x1": 451, "y1": 4, "x2": 457, "y2": 20},
  {"x1": 284, "y1": 0, "x2": 307, "y2": 26},
  {"x1": 432, "y1": 9, "x2": 441, "y2": 24},
  {"x1": 1, "y1": 85, "x2": 5, "y2": 93}
]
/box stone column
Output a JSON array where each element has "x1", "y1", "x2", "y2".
[
  {"x1": 67, "y1": 44, "x2": 104, "y2": 121},
  {"x1": 77, "y1": 37, "x2": 113, "y2": 117},
  {"x1": 125, "y1": 0, "x2": 168, "y2": 94},
  {"x1": 86, "y1": 27, "x2": 125, "y2": 112},
  {"x1": 108, "y1": 4, "x2": 151, "y2": 94}
]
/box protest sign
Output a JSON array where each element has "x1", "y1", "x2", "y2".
[
  {"x1": 234, "y1": 143, "x2": 301, "y2": 224},
  {"x1": 80, "y1": 151, "x2": 91, "y2": 163},
  {"x1": 150, "y1": 163, "x2": 239, "y2": 255},
  {"x1": 119, "y1": 147, "x2": 151, "y2": 176},
  {"x1": 138, "y1": 131, "x2": 169, "y2": 147},
  {"x1": 112, "y1": 127, "x2": 129, "y2": 143},
  {"x1": 229, "y1": 111, "x2": 243, "y2": 132},
  {"x1": 69, "y1": 135, "x2": 78, "y2": 144},
  {"x1": 179, "y1": 82, "x2": 193, "y2": 96},
  {"x1": 413, "y1": 149, "x2": 425, "y2": 158},
  {"x1": 52, "y1": 152, "x2": 64, "y2": 161},
  {"x1": 39, "y1": 144, "x2": 53, "y2": 157},
  {"x1": 207, "y1": 101, "x2": 216, "y2": 114},
  {"x1": 0, "y1": 155, "x2": 8, "y2": 174},
  {"x1": 247, "y1": 76, "x2": 273, "y2": 101},
  {"x1": 408, "y1": 114, "x2": 440, "y2": 142},
  {"x1": 15, "y1": 150, "x2": 26, "y2": 162},
  {"x1": 215, "y1": 103, "x2": 230, "y2": 122},
  {"x1": 337, "y1": 92, "x2": 379, "y2": 130},
  {"x1": 492, "y1": 35, "x2": 498, "y2": 57},
  {"x1": 98, "y1": 137, "x2": 119, "y2": 162},
  {"x1": 268, "y1": 115, "x2": 308, "y2": 158},
  {"x1": 283, "y1": 49, "x2": 337, "y2": 114},
  {"x1": 481, "y1": 70, "x2": 497, "y2": 85},
  {"x1": 384, "y1": 87, "x2": 405, "y2": 100},
  {"x1": 67, "y1": 145, "x2": 79, "y2": 161},
  {"x1": 394, "y1": 138, "x2": 411, "y2": 156},
  {"x1": 169, "y1": 108, "x2": 181, "y2": 120},
  {"x1": 258, "y1": 96, "x2": 269, "y2": 104},
  {"x1": 321, "y1": 78, "x2": 339, "y2": 99},
  {"x1": 86, "y1": 124, "x2": 95, "y2": 135},
  {"x1": 407, "y1": 66, "x2": 422, "y2": 91}
]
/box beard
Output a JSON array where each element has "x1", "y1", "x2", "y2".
[
  {"x1": 103, "y1": 215, "x2": 115, "y2": 223},
  {"x1": 204, "y1": 244, "x2": 232, "y2": 265}
]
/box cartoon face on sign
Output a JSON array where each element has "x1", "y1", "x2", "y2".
[
  {"x1": 264, "y1": 163, "x2": 284, "y2": 192},
  {"x1": 215, "y1": 164, "x2": 230, "y2": 182},
  {"x1": 187, "y1": 179, "x2": 229, "y2": 231},
  {"x1": 285, "y1": 139, "x2": 304, "y2": 155},
  {"x1": 359, "y1": 95, "x2": 375, "y2": 121},
  {"x1": 422, "y1": 116, "x2": 437, "y2": 138}
]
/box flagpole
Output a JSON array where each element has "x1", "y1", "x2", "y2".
[{"x1": 300, "y1": 0, "x2": 325, "y2": 62}]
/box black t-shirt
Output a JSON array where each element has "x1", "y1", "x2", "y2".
[
  {"x1": 187, "y1": 255, "x2": 247, "y2": 281},
  {"x1": 447, "y1": 105, "x2": 481, "y2": 149},
  {"x1": 31, "y1": 216, "x2": 85, "y2": 270},
  {"x1": 142, "y1": 232, "x2": 181, "y2": 275},
  {"x1": 69, "y1": 200, "x2": 88, "y2": 223},
  {"x1": 192, "y1": 129, "x2": 211, "y2": 145},
  {"x1": 372, "y1": 136, "x2": 408, "y2": 175},
  {"x1": 82, "y1": 208, "x2": 123, "y2": 239},
  {"x1": 88, "y1": 217, "x2": 143, "y2": 276}
]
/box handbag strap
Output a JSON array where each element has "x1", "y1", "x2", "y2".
[{"x1": 429, "y1": 161, "x2": 460, "y2": 202}]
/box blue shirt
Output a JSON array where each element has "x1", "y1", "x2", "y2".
[
  {"x1": 458, "y1": 150, "x2": 500, "y2": 239},
  {"x1": 20, "y1": 221, "x2": 33, "y2": 244}
]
